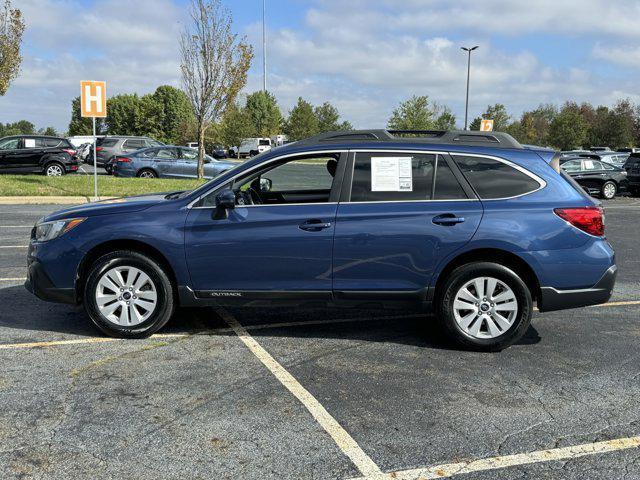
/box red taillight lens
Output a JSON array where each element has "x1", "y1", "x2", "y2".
[
  {"x1": 62, "y1": 148, "x2": 76, "y2": 156},
  {"x1": 116, "y1": 156, "x2": 131, "y2": 163},
  {"x1": 96, "y1": 147, "x2": 103, "y2": 151},
  {"x1": 554, "y1": 206, "x2": 604, "y2": 236}
]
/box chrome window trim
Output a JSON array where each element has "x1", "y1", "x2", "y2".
[
  {"x1": 188, "y1": 149, "x2": 348, "y2": 209},
  {"x1": 449, "y1": 152, "x2": 547, "y2": 200}
]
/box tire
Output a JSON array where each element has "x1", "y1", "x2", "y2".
[
  {"x1": 601, "y1": 181, "x2": 617, "y2": 199},
  {"x1": 137, "y1": 169, "x2": 157, "y2": 179},
  {"x1": 44, "y1": 162, "x2": 65, "y2": 176},
  {"x1": 437, "y1": 262, "x2": 533, "y2": 352},
  {"x1": 83, "y1": 251, "x2": 175, "y2": 338}
]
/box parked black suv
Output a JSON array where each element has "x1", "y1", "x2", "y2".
[
  {"x1": 624, "y1": 154, "x2": 640, "y2": 196},
  {"x1": 0, "y1": 135, "x2": 80, "y2": 176}
]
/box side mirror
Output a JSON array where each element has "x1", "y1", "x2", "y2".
[
  {"x1": 260, "y1": 178, "x2": 272, "y2": 192},
  {"x1": 213, "y1": 189, "x2": 235, "y2": 220}
]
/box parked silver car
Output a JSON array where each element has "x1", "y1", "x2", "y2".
[
  {"x1": 87, "y1": 136, "x2": 163, "y2": 173},
  {"x1": 112, "y1": 146, "x2": 237, "y2": 179}
]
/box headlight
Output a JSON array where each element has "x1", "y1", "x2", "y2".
[{"x1": 34, "y1": 218, "x2": 86, "y2": 242}]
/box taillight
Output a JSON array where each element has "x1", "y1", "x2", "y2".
[
  {"x1": 554, "y1": 206, "x2": 604, "y2": 236},
  {"x1": 96, "y1": 147, "x2": 103, "y2": 151},
  {"x1": 63, "y1": 148, "x2": 76, "y2": 156},
  {"x1": 116, "y1": 156, "x2": 131, "y2": 163}
]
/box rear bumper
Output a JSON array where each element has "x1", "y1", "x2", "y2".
[
  {"x1": 24, "y1": 258, "x2": 76, "y2": 304},
  {"x1": 538, "y1": 265, "x2": 617, "y2": 312}
]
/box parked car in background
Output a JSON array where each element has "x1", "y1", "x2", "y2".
[
  {"x1": 26, "y1": 129, "x2": 616, "y2": 351},
  {"x1": 112, "y1": 146, "x2": 236, "y2": 179},
  {"x1": 560, "y1": 156, "x2": 628, "y2": 199},
  {"x1": 230, "y1": 137, "x2": 272, "y2": 158},
  {"x1": 0, "y1": 135, "x2": 79, "y2": 176},
  {"x1": 624, "y1": 154, "x2": 640, "y2": 196},
  {"x1": 185, "y1": 142, "x2": 199, "y2": 149},
  {"x1": 590, "y1": 146, "x2": 611, "y2": 152},
  {"x1": 210, "y1": 145, "x2": 228, "y2": 159},
  {"x1": 562, "y1": 151, "x2": 630, "y2": 168},
  {"x1": 67, "y1": 135, "x2": 99, "y2": 148},
  {"x1": 88, "y1": 136, "x2": 164, "y2": 173},
  {"x1": 617, "y1": 147, "x2": 640, "y2": 154}
]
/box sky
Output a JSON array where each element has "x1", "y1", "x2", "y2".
[{"x1": 3, "y1": 0, "x2": 640, "y2": 133}]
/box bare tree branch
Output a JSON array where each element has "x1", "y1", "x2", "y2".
[{"x1": 180, "y1": 0, "x2": 253, "y2": 178}]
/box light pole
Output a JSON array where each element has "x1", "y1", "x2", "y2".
[
  {"x1": 262, "y1": 0, "x2": 267, "y2": 92},
  {"x1": 461, "y1": 46, "x2": 478, "y2": 130}
]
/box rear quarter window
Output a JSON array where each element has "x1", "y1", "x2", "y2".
[
  {"x1": 454, "y1": 155, "x2": 542, "y2": 199},
  {"x1": 97, "y1": 138, "x2": 118, "y2": 147}
]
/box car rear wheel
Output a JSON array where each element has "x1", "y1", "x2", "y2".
[
  {"x1": 601, "y1": 181, "x2": 617, "y2": 199},
  {"x1": 44, "y1": 162, "x2": 65, "y2": 176},
  {"x1": 83, "y1": 251, "x2": 175, "y2": 338},
  {"x1": 137, "y1": 169, "x2": 157, "y2": 178},
  {"x1": 437, "y1": 262, "x2": 533, "y2": 351}
]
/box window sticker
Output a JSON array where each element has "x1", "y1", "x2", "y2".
[
  {"x1": 24, "y1": 139, "x2": 36, "y2": 148},
  {"x1": 371, "y1": 157, "x2": 413, "y2": 192},
  {"x1": 584, "y1": 160, "x2": 594, "y2": 170}
]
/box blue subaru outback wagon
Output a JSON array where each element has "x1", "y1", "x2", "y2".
[{"x1": 25, "y1": 130, "x2": 616, "y2": 351}]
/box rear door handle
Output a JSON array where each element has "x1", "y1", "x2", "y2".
[
  {"x1": 299, "y1": 219, "x2": 332, "y2": 232},
  {"x1": 432, "y1": 213, "x2": 465, "y2": 226}
]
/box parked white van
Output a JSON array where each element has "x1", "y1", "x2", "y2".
[{"x1": 237, "y1": 138, "x2": 271, "y2": 157}]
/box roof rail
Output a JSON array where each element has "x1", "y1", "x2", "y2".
[{"x1": 295, "y1": 129, "x2": 523, "y2": 149}]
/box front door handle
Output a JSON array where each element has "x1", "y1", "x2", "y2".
[
  {"x1": 432, "y1": 213, "x2": 465, "y2": 226},
  {"x1": 299, "y1": 219, "x2": 332, "y2": 232}
]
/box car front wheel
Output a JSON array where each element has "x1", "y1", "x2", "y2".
[
  {"x1": 601, "y1": 181, "x2": 617, "y2": 199},
  {"x1": 83, "y1": 251, "x2": 175, "y2": 338},
  {"x1": 437, "y1": 262, "x2": 533, "y2": 351}
]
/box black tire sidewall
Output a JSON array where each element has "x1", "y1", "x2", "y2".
[
  {"x1": 438, "y1": 262, "x2": 533, "y2": 351},
  {"x1": 84, "y1": 251, "x2": 174, "y2": 338}
]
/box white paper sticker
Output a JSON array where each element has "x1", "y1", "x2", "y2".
[
  {"x1": 24, "y1": 138, "x2": 36, "y2": 148},
  {"x1": 371, "y1": 157, "x2": 413, "y2": 192},
  {"x1": 583, "y1": 160, "x2": 594, "y2": 170}
]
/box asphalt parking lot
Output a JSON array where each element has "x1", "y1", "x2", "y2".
[{"x1": 1, "y1": 199, "x2": 639, "y2": 479}]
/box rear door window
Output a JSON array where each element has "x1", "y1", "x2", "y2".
[
  {"x1": 561, "y1": 159, "x2": 582, "y2": 173},
  {"x1": 350, "y1": 152, "x2": 435, "y2": 202},
  {"x1": 155, "y1": 148, "x2": 178, "y2": 159},
  {"x1": 123, "y1": 139, "x2": 146, "y2": 150},
  {"x1": 454, "y1": 155, "x2": 542, "y2": 199},
  {"x1": 433, "y1": 160, "x2": 468, "y2": 200}
]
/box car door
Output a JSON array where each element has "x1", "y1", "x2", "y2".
[
  {"x1": 150, "y1": 147, "x2": 179, "y2": 177},
  {"x1": 184, "y1": 151, "x2": 346, "y2": 299},
  {"x1": 332, "y1": 150, "x2": 483, "y2": 299},
  {"x1": 580, "y1": 159, "x2": 606, "y2": 192},
  {"x1": 177, "y1": 148, "x2": 199, "y2": 178},
  {"x1": 0, "y1": 137, "x2": 23, "y2": 173},
  {"x1": 15, "y1": 137, "x2": 46, "y2": 172}
]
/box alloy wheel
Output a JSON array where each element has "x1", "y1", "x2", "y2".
[
  {"x1": 95, "y1": 266, "x2": 158, "y2": 326},
  {"x1": 603, "y1": 183, "x2": 616, "y2": 199},
  {"x1": 452, "y1": 276, "x2": 518, "y2": 339},
  {"x1": 46, "y1": 164, "x2": 63, "y2": 176}
]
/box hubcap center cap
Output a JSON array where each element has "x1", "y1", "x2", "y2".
[
  {"x1": 480, "y1": 303, "x2": 490, "y2": 312},
  {"x1": 122, "y1": 292, "x2": 132, "y2": 300}
]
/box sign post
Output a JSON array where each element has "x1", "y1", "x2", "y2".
[
  {"x1": 480, "y1": 119, "x2": 494, "y2": 132},
  {"x1": 80, "y1": 81, "x2": 107, "y2": 200}
]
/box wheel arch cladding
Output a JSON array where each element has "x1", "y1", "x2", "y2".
[
  {"x1": 76, "y1": 240, "x2": 179, "y2": 303},
  {"x1": 434, "y1": 248, "x2": 541, "y2": 303}
]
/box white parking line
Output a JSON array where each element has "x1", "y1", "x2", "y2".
[
  {"x1": 219, "y1": 308, "x2": 383, "y2": 477},
  {"x1": 0, "y1": 277, "x2": 26, "y2": 282},
  {"x1": 348, "y1": 436, "x2": 640, "y2": 480},
  {"x1": 0, "y1": 245, "x2": 28, "y2": 249},
  {"x1": 0, "y1": 225, "x2": 32, "y2": 228}
]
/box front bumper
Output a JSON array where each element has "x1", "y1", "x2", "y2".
[
  {"x1": 538, "y1": 265, "x2": 617, "y2": 312},
  {"x1": 24, "y1": 258, "x2": 76, "y2": 304}
]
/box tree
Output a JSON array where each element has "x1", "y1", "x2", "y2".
[
  {"x1": 218, "y1": 103, "x2": 252, "y2": 156},
  {"x1": 433, "y1": 105, "x2": 456, "y2": 130},
  {"x1": 479, "y1": 104, "x2": 510, "y2": 131},
  {"x1": 284, "y1": 97, "x2": 318, "y2": 141},
  {"x1": 106, "y1": 94, "x2": 144, "y2": 135},
  {"x1": 314, "y1": 102, "x2": 353, "y2": 132},
  {"x1": 39, "y1": 126, "x2": 58, "y2": 136},
  {"x1": 548, "y1": 104, "x2": 588, "y2": 150},
  {"x1": 244, "y1": 90, "x2": 282, "y2": 137},
  {"x1": 150, "y1": 85, "x2": 195, "y2": 144},
  {"x1": 0, "y1": 119, "x2": 34, "y2": 136},
  {"x1": 0, "y1": 0, "x2": 24, "y2": 96},
  {"x1": 387, "y1": 95, "x2": 438, "y2": 131},
  {"x1": 180, "y1": 0, "x2": 253, "y2": 178}
]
